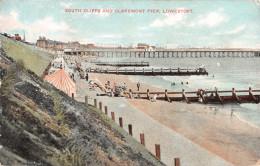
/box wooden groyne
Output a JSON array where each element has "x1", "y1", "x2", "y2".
[
  {"x1": 117, "y1": 88, "x2": 260, "y2": 104},
  {"x1": 87, "y1": 67, "x2": 208, "y2": 76},
  {"x1": 94, "y1": 61, "x2": 149, "y2": 67}
]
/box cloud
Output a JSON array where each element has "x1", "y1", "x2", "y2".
[
  {"x1": 93, "y1": 11, "x2": 110, "y2": 18},
  {"x1": 83, "y1": 10, "x2": 110, "y2": 19},
  {"x1": 31, "y1": 17, "x2": 77, "y2": 33},
  {"x1": 150, "y1": 12, "x2": 187, "y2": 27},
  {"x1": 166, "y1": 43, "x2": 179, "y2": 48},
  {"x1": 78, "y1": 38, "x2": 95, "y2": 44},
  {"x1": 198, "y1": 10, "x2": 229, "y2": 27},
  {"x1": 0, "y1": 11, "x2": 76, "y2": 42},
  {"x1": 188, "y1": 22, "x2": 196, "y2": 27},
  {"x1": 226, "y1": 26, "x2": 245, "y2": 34},
  {"x1": 56, "y1": 35, "x2": 70, "y2": 42},
  {"x1": 214, "y1": 25, "x2": 246, "y2": 35},
  {"x1": 136, "y1": 32, "x2": 153, "y2": 37},
  {"x1": 98, "y1": 12, "x2": 109, "y2": 18},
  {"x1": 99, "y1": 34, "x2": 123, "y2": 38},
  {"x1": 60, "y1": 2, "x2": 74, "y2": 8},
  {"x1": 0, "y1": 10, "x2": 27, "y2": 31},
  {"x1": 229, "y1": 41, "x2": 245, "y2": 48},
  {"x1": 83, "y1": 12, "x2": 91, "y2": 18},
  {"x1": 138, "y1": 26, "x2": 147, "y2": 30}
]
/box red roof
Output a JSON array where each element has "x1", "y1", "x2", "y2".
[{"x1": 44, "y1": 69, "x2": 76, "y2": 97}]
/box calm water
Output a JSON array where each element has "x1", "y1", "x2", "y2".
[{"x1": 93, "y1": 56, "x2": 260, "y2": 128}]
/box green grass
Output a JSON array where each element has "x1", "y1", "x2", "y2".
[
  {"x1": 47, "y1": 146, "x2": 87, "y2": 166},
  {"x1": 0, "y1": 60, "x2": 23, "y2": 99},
  {"x1": 0, "y1": 35, "x2": 52, "y2": 77},
  {"x1": 52, "y1": 91, "x2": 70, "y2": 138}
]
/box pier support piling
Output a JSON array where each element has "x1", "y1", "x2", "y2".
[
  {"x1": 165, "y1": 89, "x2": 170, "y2": 102},
  {"x1": 232, "y1": 88, "x2": 241, "y2": 103},
  {"x1": 215, "y1": 88, "x2": 224, "y2": 104},
  {"x1": 182, "y1": 89, "x2": 189, "y2": 103},
  {"x1": 249, "y1": 87, "x2": 258, "y2": 103}
]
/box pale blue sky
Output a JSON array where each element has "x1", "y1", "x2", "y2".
[{"x1": 0, "y1": 0, "x2": 259, "y2": 48}]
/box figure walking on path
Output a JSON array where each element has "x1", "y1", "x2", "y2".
[
  {"x1": 85, "y1": 73, "x2": 88, "y2": 81},
  {"x1": 137, "y1": 82, "x2": 140, "y2": 91}
]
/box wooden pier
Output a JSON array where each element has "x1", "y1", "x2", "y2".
[
  {"x1": 64, "y1": 49, "x2": 260, "y2": 58},
  {"x1": 118, "y1": 88, "x2": 260, "y2": 104},
  {"x1": 94, "y1": 61, "x2": 149, "y2": 67},
  {"x1": 87, "y1": 67, "x2": 208, "y2": 76}
]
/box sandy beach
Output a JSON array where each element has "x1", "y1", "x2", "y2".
[
  {"x1": 85, "y1": 72, "x2": 260, "y2": 166},
  {"x1": 68, "y1": 55, "x2": 260, "y2": 166},
  {"x1": 74, "y1": 73, "x2": 232, "y2": 166}
]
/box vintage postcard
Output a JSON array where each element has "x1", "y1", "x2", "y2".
[{"x1": 0, "y1": 0, "x2": 260, "y2": 166}]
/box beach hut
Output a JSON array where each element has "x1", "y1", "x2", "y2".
[{"x1": 44, "y1": 69, "x2": 76, "y2": 97}]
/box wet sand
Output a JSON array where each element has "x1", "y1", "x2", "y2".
[{"x1": 88, "y1": 73, "x2": 260, "y2": 166}]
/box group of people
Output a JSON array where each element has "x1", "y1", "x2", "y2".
[{"x1": 104, "y1": 81, "x2": 128, "y2": 92}]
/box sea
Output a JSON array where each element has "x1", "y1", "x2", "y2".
[{"x1": 88, "y1": 55, "x2": 260, "y2": 128}]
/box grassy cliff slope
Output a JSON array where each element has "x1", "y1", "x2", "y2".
[
  {"x1": 0, "y1": 52, "x2": 163, "y2": 166},
  {"x1": 0, "y1": 34, "x2": 52, "y2": 77}
]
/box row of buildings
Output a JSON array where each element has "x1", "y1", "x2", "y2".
[
  {"x1": 36, "y1": 36, "x2": 157, "y2": 53},
  {"x1": 36, "y1": 36, "x2": 88, "y2": 53},
  {"x1": 2, "y1": 33, "x2": 157, "y2": 53}
]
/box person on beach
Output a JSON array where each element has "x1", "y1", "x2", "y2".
[
  {"x1": 197, "y1": 88, "x2": 201, "y2": 96},
  {"x1": 137, "y1": 82, "x2": 140, "y2": 91},
  {"x1": 198, "y1": 97, "x2": 203, "y2": 103},
  {"x1": 123, "y1": 83, "x2": 127, "y2": 91},
  {"x1": 105, "y1": 84, "x2": 108, "y2": 89},
  {"x1": 151, "y1": 94, "x2": 158, "y2": 102},
  {"x1": 113, "y1": 82, "x2": 116, "y2": 91},
  {"x1": 85, "y1": 73, "x2": 88, "y2": 81}
]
